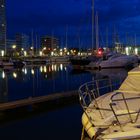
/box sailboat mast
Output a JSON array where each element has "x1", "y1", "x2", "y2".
[
  {"x1": 95, "y1": 12, "x2": 99, "y2": 50},
  {"x1": 134, "y1": 34, "x2": 137, "y2": 47},
  {"x1": 106, "y1": 27, "x2": 108, "y2": 49},
  {"x1": 92, "y1": 0, "x2": 94, "y2": 52},
  {"x1": 65, "y1": 25, "x2": 68, "y2": 49}
]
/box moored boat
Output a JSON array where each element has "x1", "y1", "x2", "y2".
[
  {"x1": 79, "y1": 66, "x2": 140, "y2": 139},
  {"x1": 87, "y1": 53, "x2": 138, "y2": 70}
]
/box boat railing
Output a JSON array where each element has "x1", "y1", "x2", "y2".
[
  {"x1": 79, "y1": 78, "x2": 123, "y2": 116},
  {"x1": 110, "y1": 92, "x2": 140, "y2": 130}
]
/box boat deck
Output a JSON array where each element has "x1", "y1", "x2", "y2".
[{"x1": 83, "y1": 91, "x2": 140, "y2": 139}]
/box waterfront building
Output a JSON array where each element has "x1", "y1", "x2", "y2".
[
  {"x1": 16, "y1": 33, "x2": 30, "y2": 51},
  {"x1": 0, "y1": 0, "x2": 6, "y2": 55},
  {"x1": 41, "y1": 36, "x2": 59, "y2": 55},
  {"x1": 6, "y1": 39, "x2": 16, "y2": 56}
]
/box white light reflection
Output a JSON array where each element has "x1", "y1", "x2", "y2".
[
  {"x1": 52, "y1": 65, "x2": 54, "y2": 71},
  {"x1": 13, "y1": 72, "x2": 17, "y2": 78},
  {"x1": 2, "y1": 71, "x2": 5, "y2": 79},
  {"x1": 31, "y1": 69, "x2": 35, "y2": 75},
  {"x1": 24, "y1": 68, "x2": 27, "y2": 75},
  {"x1": 40, "y1": 66, "x2": 43, "y2": 73},
  {"x1": 60, "y1": 64, "x2": 63, "y2": 71},
  {"x1": 54, "y1": 65, "x2": 57, "y2": 72},
  {"x1": 44, "y1": 66, "x2": 47, "y2": 73}
]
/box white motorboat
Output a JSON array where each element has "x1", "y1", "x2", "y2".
[
  {"x1": 87, "y1": 54, "x2": 138, "y2": 69},
  {"x1": 99, "y1": 54, "x2": 138, "y2": 69},
  {"x1": 79, "y1": 66, "x2": 140, "y2": 140}
]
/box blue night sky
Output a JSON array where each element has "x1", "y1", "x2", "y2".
[{"x1": 6, "y1": 0, "x2": 140, "y2": 48}]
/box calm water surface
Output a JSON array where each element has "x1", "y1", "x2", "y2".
[{"x1": 0, "y1": 64, "x2": 128, "y2": 140}]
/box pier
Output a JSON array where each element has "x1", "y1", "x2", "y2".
[{"x1": 0, "y1": 90, "x2": 78, "y2": 111}]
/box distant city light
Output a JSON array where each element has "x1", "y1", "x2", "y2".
[
  {"x1": 39, "y1": 51, "x2": 43, "y2": 56},
  {"x1": 1, "y1": 50, "x2": 4, "y2": 56},
  {"x1": 43, "y1": 47, "x2": 47, "y2": 50},
  {"x1": 51, "y1": 51, "x2": 54, "y2": 56},
  {"x1": 12, "y1": 45, "x2": 16, "y2": 49},
  {"x1": 24, "y1": 51, "x2": 27, "y2": 56},
  {"x1": 125, "y1": 47, "x2": 129, "y2": 55},
  {"x1": 135, "y1": 48, "x2": 138, "y2": 55}
]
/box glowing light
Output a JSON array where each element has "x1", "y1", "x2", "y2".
[
  {"x1": 21, "y1": 48, "x2": 24, "y2": 51},
  {"x1": 24, "y1": 68, "x2": 27, "y2": 75},
  {"x1": 125, "y1": 47, "x2": 129, "y2": 55},
  {"x1": 31, "y1": 69, "x2": 35, "y2": 75},
  {"x1": 2, "y1": 71, "x2": 5, "y2": 79},
  {"x1": 60, "y1": 64, "x2": 63, "y2": 71},
  {"x1": 39, "y1": 51, "x2": 43, "y2": 56},
  {"x1": 78, "y1": 52, "x2": 81, "y2": 56},
  {"x1": 12, "y1": 45, "x2": 16, "y2": 49},
  {"x1": 24, "y1": 51, "x2": 27, "y2": 56},
  {"x1": 135, "y1": 48, "x2": 138, "y2": 55},
  {"x1": 60, "y1": 51, "x2": 63, "y2": 56},
  {"x1": 54, "y1": 65, "x2": 57, "y2": 71},
  {"x1": 45, "y1": 74, "x2": 48, "y2": 78},
  {"x1": 98, "y1": 51, "x2": 102, "y2": 55},
  {"x1": 30, "y1": 47, "x2": 33, "y2": 50},
  {"x1": 43, "y1": 47, "x2": 47, "y2": 50},
  {"x1": 13, "y1": 72, "x2": 17, "y2": 78},
  {"x1": 1, "y1": 50, "x2": 4, "y2": 56},
  {"x1": 44, "y1": 66, "x2": 47, "y2": 73},
  {"x1": 40, "y1": 66, "x2": 43, "y2": 72},
  {"x1": 51, "y1": 51, "x2": 54, "y2": 56}
]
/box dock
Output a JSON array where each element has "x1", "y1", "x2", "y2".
[{"x1": 0, "y1": 90, "x2": 78, "y2": 111}]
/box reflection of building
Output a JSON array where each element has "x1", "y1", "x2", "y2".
[
  {"x1": 0, "y1": 71, "x2": 8, "y2": 103},
  {"x1": 16, "y1": 33, "x2": 30, "y2": 51},
  {"x1": 0, "y1": 0, "x2": 6, "y2": 52},
  {"x1": 41, "y1": 36, "x2": 59, "y2": 54}
]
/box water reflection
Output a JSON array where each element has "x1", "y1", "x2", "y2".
[
  {"x1": 0, "y1": 63, "x2": 129, "y2": 103},
  {"x1": 0, "y1": 63, "x2": 92, "y2": 102}
]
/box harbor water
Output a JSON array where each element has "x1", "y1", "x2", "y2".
[{"x1": 0, "y1": 63, "x2": 128, "y2": 140}]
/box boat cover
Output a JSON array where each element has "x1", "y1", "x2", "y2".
[{"x1": 118, "y1": 66, "x2": 140, "y2": 94}]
